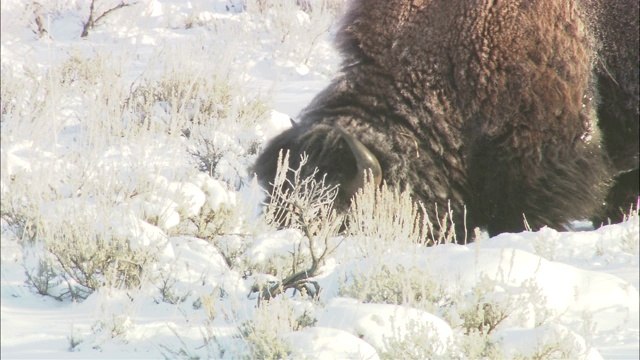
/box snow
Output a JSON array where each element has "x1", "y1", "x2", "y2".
[
  {"x1": 284, "y1": 326, "x2": 380, "y2": 359},
  {"x1": 496, "y1": 324, "x2": 604, "y2": 360},
  {"x1": 1, "y1": 1, "x2": 638, "y2": 359},
  {"x1": 316, "y1": 297, "x2": 453, "y2": 354}
]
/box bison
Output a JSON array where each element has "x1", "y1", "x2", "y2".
[{"x1": 253, "y1": 0, "x2": 639, "y2": 239}]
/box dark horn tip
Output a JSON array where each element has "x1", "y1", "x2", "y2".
[{"x1": 334, "y1": 125, "x2": 382, "y2": 193}]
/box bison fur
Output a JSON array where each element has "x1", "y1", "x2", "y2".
[{"x1": 253, "y1": 0, "x2": 639, "y2": 239}]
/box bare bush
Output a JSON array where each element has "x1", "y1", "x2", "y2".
[{"x1": 256, "y1": 151, "x2": 343, "y2": 300}]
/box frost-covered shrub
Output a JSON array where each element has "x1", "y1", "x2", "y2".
[
  {"x1": 348, "y1": 177, "x2": 460, "y2": 252},
  {"x1": 169, "y1": 175, "x2": 250, "y2": 269},
  {"x1": 453, "y1": 328, "x2": 505, "y2": 359},
  {"x1": 59, "y1": 50, "x2": 120, "y2": 91},
  {"x1": 0, "y1": 1, "x2": 48, "y2": 39},
  {"x1": 186, "y1": 197, "x2": 238, "y2": 239},
  {"x1": 456, "y1": 277, "x2": 514, "y2": 335},
  {"x1": 263, "y1": 152, "x2": 341, "y2": 232},
  {"x1": 338, "y1": 253, "x2": 558, "y2": 358},
  {"x1": 83, "y1": 288, "x2": 142, "y2": 349},
  {"x1": 242, "y1": 229, "x2": 312, "y2": 280},
  {"x1": 0, "y1": 178, "x2": 41, "y2": 244},
  {"x1": 126, "y1": 70, "x2": 268, "y2": 137},
  {"x1": 124, "y1": 53, "x2": 270, "y2": 187},
  {"x1": 339, "y1": 263, "x2": 448, "y2": 314},
  {"x1": 58, "y1": 51, "x2": 132, "y2": 141},
  {"x1": 243, "y1": 0, "x2": 345, "y2": 66},
  {"x1": 254, "y1": 152, "x2": 343, "y2": 299},
  {"x1": 3, "y1": 132, "x2": 191, "y2": 303},
  {"x1": 154, "y1": 266, "x2": 192, "y2": 305},
  {"x1": 1, "y1": 50, "x2": 131, "y2": 147},
  {"x1": 0, "y1": 65, "x2": 42, "y2": 125},
  {"x1": 619, "y1": 204, "x2": 639, "y2": 255},
  {"x1": 0, "y1": 64, "x2": 53, "y2": 130},
  {"x1": 32, "y1": 214, "x2": 155, "y2": 300},
  {"x1": 444, "y1": 275, "x2": 557, "y2": 358},
  {"x1": 597, "y1": 202, "x2": 639, "y2": 257},
  {"x1": 380, "y1": 319, "x2": 451, "y2": 360},
  {"x1": 316, "y1": 298, "x2": 453, "y2": 357},
  {"x1": 239, "y1": 296, "x2": 311, "y2": 359},
  {"x1": 503, "y1": 323, "x2": 594, "y2": 359},
  {"x1": 24, "y1": 255, "x2": 61, "y2": 298}
]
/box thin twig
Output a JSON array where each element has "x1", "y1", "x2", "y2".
[{"x1": 81, "y1": 0, "x2": 138, "y2": 38}]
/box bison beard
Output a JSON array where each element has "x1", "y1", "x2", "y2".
[{"x1": 253, "y1": 0, "x2": 639, "y2": 240}]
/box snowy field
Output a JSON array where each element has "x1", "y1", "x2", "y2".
[{"x1": 1, "y1": 1, "x2": 638, "y2": 359}]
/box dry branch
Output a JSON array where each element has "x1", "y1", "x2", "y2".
[{"x1": 81, "y1": 0, "x2": 137, "y2": 38}]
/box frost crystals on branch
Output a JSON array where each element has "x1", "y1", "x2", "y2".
[{"x1": 258, "y1": 150, "x2": 344, "y2": 301}]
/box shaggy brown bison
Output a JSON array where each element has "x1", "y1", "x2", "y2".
[{"x1": 253, "y1": 0, "x2": 639, "y2": 239}]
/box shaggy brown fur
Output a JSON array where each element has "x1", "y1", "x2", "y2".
[
  {"x1": 586, "y1": 0, "x2": 639, "y2": 224},
  {"x1": 254, "y1": 0, "x2": 639, "y2": 238}
]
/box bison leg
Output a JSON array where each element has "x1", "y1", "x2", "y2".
[
  {"x1": 468, "y1": 138, "x2": 610, "y2": 237},
  {"x1": 593, "y1": 169, "x2": 639, "y2": 226}
]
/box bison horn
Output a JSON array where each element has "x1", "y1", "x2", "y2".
[{"x1": 334, "y1": 125, "x2": 382, "y2": 196}]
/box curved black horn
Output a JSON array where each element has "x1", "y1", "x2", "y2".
[{"x1": 334, "y1": 125, "x2": 382, "y2": 196}]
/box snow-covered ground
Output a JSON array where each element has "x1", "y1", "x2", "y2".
[{"x1": 1, "y1": 1, "x2": 638, "y2": 359}]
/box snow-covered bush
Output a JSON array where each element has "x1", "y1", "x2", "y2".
[
  {"x1": 244, "y1": 0, "x2": 345, "y2": 66},
  {"x1": 380, "y1": 318, "x2": 453, "y2": 360},
  {"x1": 239, "y1": 295, "x2": 306, "y2": 359},
  {"x1": 347, "y1": 175, "x2": 461, "y2": 255},
  {"x1": 126, "y1": 65, "x2": 269, "y2": 135},
  {"x1": 339, "y1": 263, "x2": 447, "y2": 313},
  {"x1": 37, "y1": 217, "x2": 155, "y2": 300}
]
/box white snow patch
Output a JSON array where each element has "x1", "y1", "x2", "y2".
[{"x1": 316, "y1": 297, "x2": 453, "y2": 355}]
